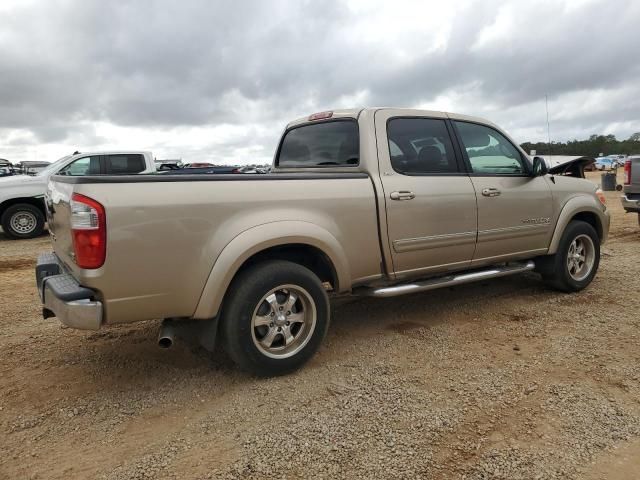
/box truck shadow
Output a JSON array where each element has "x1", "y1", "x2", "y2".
[
  {"x1": 328, "y1": 272, "x2": 547, "y2": 339},
  {"x1": 4, "y1": 272, "x2": 554, "y2": 419},
  {"x1": 68, "y1": 272, "x2": 548, "y2": 384}
]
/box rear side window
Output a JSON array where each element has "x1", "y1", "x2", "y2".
[
  {"x1": 387, "y1": 118, "x2": 459, "y2": 174},
  {"x1": 277, "y1": 120, "x2": 359, "y2": 167},
  {"x1": 105, "y1": 154, "x2": 145, "y2": 174}
]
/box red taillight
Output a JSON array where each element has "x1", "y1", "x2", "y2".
[
  {"x1": 624, "y1": 160, "x2": 632, "y2": 185},
  {"x1": 70, "y1": 193, "x2": 106, "y2": 269}
]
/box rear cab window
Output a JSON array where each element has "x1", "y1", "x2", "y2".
[
  {"x1": 276, "y1": 120, "x2": 359, "y2": 168},
  {"x1": 105, "y1": 154, "x2": 145, "y2": 174}
]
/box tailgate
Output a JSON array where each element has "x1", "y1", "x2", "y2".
[{"x1": 46, "y1": 177, "x2": 78, "y2": 273}]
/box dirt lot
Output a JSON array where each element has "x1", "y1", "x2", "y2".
[{"x1": 1, "y1": 172, "x2": 639, "y2": 480}]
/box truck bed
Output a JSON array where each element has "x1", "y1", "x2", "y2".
[{"x1": 47, "y1": 172, "x2": 383, "y2": 324}]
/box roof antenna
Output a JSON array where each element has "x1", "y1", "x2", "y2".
[{"x1": 545, "y1": 95, "x2": 552, "y2": 154}]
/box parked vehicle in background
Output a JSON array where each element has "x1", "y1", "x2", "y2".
[
  {"x1": 622, "y1": 156, "x2": 640, "y2": 226},
  {"x1": 39, "y1": 108, "x2": 610, "y2": 376},
  {"x1": 155, "y1": 159, "x2": 183, "y2": 170},
  {"x1": 0, "y1": 151, "x2": 156, "y2": 239},
  {"x1": 232, "y1": 166, "x2": 268, "y2": 174},
  {"x1": 0, "y1": 159, "x2": 15, "y2": 176},
  {"x1": 594, "y1": 157, "x2": 615, "y2": 171},
  {"x1": 540, "y1": 156, "x2": 595, "y2": 177},
  {"x1": 0, "y1": 168, "x2": 13, "y2": 177},
  {"x1": 157, "y1": 163, "x2": 182, "y2": 171},
  {"x1": 608, "y1": 154, "x2": 626, "y2": 168},
  {"x1": 159, "y1": 166, "x2": 239, "y2": 175},
  {"x1": 185, "y1": 162, "x2": 214, "y2": 168}
]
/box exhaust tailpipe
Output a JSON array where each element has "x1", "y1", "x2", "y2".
[{"x1": 158, "y1": 320, "x2": 175, "y2": 349}]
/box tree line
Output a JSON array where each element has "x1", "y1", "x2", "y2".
[{"x1": 520, "y1": 133, "x2": 640, "y2": 157}]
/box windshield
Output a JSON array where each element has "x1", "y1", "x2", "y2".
[{"x1": 36, "y1": 155, "x2": 73, "y2": 176}]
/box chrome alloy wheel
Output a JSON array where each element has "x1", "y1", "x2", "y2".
[
  {"x1": 10, "y1": 211, "x2": 37, "y2": 235},
  {"x1": 567, "y1": 234, "x2": 596, "y2": 281},
  {"x1": 251, "y1": 285, "x2": 317, "y2": 359}
]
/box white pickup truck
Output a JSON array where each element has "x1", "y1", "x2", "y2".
[{"x1": 0, "y1": 151, "x2": 155, "y2": 238}]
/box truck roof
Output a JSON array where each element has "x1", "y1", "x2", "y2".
[
  {"x1": 286, "y1": 108, "x2": 498, "y2": 129},
  {"x1": 67, "y1": 150, "x2": 152, "y2": 157}
]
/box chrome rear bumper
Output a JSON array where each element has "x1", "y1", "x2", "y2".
[{"x1": 36, "y1": 253, "x2": 103, "y2": 330}]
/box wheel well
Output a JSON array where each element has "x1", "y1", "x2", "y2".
[
  {"x1": 0, "y1": 197, "x2": 46, "y2": 220},
  {"x1": 237, "y1": 244, "x2": 338, "y2": 291},
  {"x1": 571, "y1": 211, "x2": 602, "y2": 240}
]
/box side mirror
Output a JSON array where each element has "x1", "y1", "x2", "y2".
[{"x1": 532, "y1": 156, "x2": 548, "y2": 177}]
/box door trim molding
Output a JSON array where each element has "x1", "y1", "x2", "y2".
[
  {"x1": 393, "y1": 231, "x2": 476, "y2": 253},
  {"x1": 477, "y1": 223, "x2": 550, "y2": 243}
]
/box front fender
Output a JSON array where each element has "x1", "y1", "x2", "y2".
[
  {"x1": 547, "y1": 195, "x2": 609, "y2": 254},
  {"x1": 192, "y1": 221, "x2": 351, "y2": 319}
]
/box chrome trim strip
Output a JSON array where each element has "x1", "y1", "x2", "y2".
[
  {"x1": 477, "y1": 224, "x2": 549, "y2": 242},
  {"x1": 355, "y1": 260, "x2": 535, "y2": 298},
  {"x1": 393, "y1": 231, "x2": 476, "y2": 253}
]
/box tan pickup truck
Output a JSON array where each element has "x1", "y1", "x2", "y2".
[{"x1": 37, "y1": 108, "x2": 610, "y2": 376}]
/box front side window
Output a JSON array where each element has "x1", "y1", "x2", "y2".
[
  {"x1": 277, "y1": 120, "x2": 359, "y2": 167},
  {"x1": 387, "y1": 118, "x2": 459, "y2": 174},
  {"x1": 455, "y1": 121, "x2": 527, "y2": 175},
  {"x1": 59, "y1": 156, "x2": 100, "y2": 176},
  {"x1": 105, "y1": 154, "x2": 145, "y2": 174}
]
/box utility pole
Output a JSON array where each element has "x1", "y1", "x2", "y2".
[{"x1": 545, "y1": 95, "x2": 552, "y2": 154}]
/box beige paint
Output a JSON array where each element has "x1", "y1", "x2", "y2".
[{"x1": 46, "y1": 108, "x2": 611, "y2": 327}]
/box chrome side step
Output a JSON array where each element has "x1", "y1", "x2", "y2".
[{"x1": 355, "y1": 260, "x2": 535, "y2": 298}]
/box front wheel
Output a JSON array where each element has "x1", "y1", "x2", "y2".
[
  {"x1": 537, "y1": 220, "x2": 600, "y2": 292},
  {"x1": 220, "y1": 260, "x2": 330, "y2": 376}
]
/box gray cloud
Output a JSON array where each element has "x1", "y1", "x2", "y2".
[{"x1": 1, "y1": 0, "x2": 639, "y2": 163}]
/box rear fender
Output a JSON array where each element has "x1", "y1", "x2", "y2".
[{"x1": 192, "y1": 221, "x2": 350, "y2": 319}]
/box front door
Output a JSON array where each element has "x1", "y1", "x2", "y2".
[
  {"x1": 452, "y1": 120, "x2": 553, "y2": 263},
  {"x1": 375, "y1": 110, "x2": 478, "y2": 279}
]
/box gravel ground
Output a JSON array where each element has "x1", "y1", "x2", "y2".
[{"x1": 1, "y1": 171, "x2": 639, "y2": 479}]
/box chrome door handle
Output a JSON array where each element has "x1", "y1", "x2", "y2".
[
  {"x1": 390, "y1": 191, "x2": 415, "y2": 201},
  {"x1": 481, "y1": 188, "x2": 501, "y2": 197}
]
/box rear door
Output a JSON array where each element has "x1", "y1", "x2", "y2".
[
  {"x1": 451, "y1": 119, "x2": 553, "y2": 263},
  {"x1": 375, "y1": 110, "x2": 478, "y2": 279}
]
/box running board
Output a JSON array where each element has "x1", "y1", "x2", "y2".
[{"x1": 355, "y1": 260, "x2": 536, "y2": 298}]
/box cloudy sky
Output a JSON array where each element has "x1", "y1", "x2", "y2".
[{"x1": 1, "y1": 0, "x2": 639, "y2": 164}]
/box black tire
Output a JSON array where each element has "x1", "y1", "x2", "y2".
[
  {"x1": 220, "y1": 260, "x2": 330, "y2": 377},
  {"x1": 1, "y1": 203, "x2": 45, "y2": 239},
  {"x1": 536, "y1": 220, "x2": 600, "y2": 292}
]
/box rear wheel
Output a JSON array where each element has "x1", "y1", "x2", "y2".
[
  {"x1": 1, "y1": 203, "x2": 45, "y2": 239},
  {"x1": 537, "y1": 220, "x2": 600, "y2": 292},
  {"x1": 220, "y1": 260, "x2": 330, "y2": 376}
]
